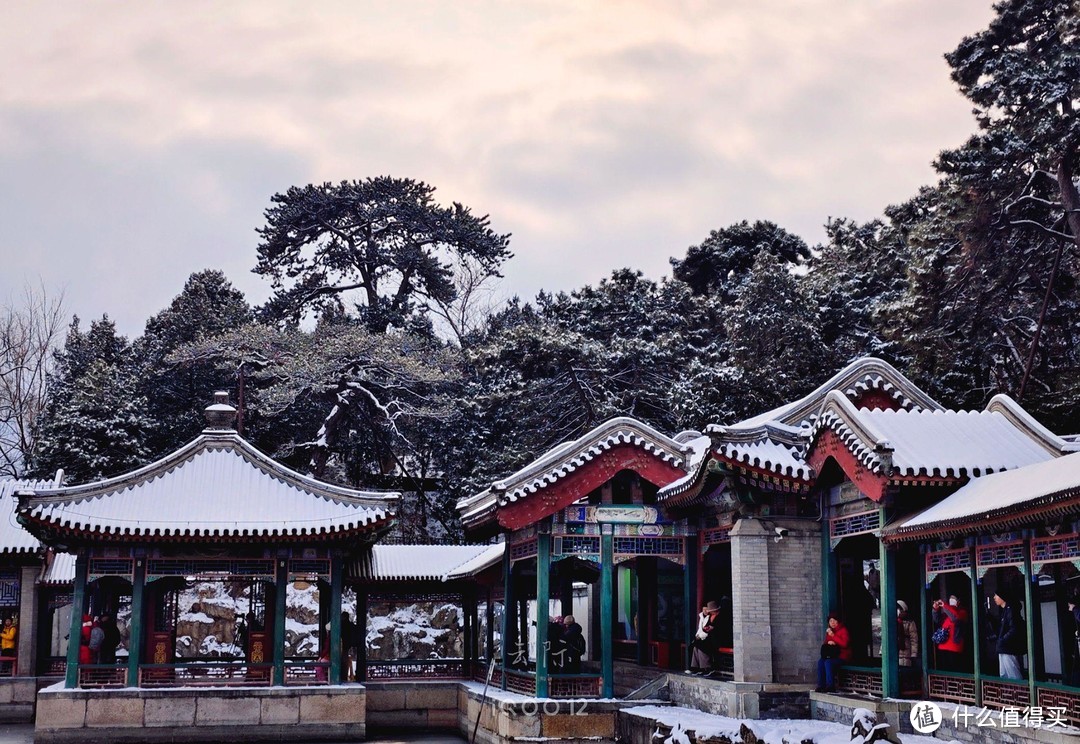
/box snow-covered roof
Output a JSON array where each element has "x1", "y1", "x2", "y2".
[
  {"x1": 457, "y1": 417, "x2": 706, "y2": 528},
  {"x1": 811, "y1": 392, "x2": 1074, "y2": 478},
  {"x1": 349, "y1": 543, "x2": 504, "y2": 582},
  {"x1": 0, "y1": 476, "x2": 60, "y2": 555},
  {"x1": 888, "y1": 453, "x2": 1080, "y2": 541},
  {"x1": 41, "y1": 552, "x2": 76, "y2": 585},
  {"x1": 714, "y1": 357, "x2": 942, "y2": 433},
  {"x1": 16, "y1": 429, "x2": 398, "y2": 542}
]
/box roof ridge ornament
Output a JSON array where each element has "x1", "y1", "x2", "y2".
[{"x1": 204, "y1": 391, "x2": 238, "y2": 432}]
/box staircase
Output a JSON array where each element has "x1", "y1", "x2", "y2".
[{"x1": 612, "y1": 661, "x2": 668, "y2": 698}]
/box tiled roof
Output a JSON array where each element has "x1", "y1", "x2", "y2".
[
  {"x1": 812, "y1": 392, "x2": 1073, "y2": 478},
  {"x1": 889, "y1": 453, "x2": 1080, "y2": 540},
  {"x1": 41, "y1": 552, "x2": 75, "y2": 585},
  {"x1": 0, "y1": 476, "x2": 60, "y2": 554},
  {"x1": 18, "y1": 431, "x2": 398, "y2": 540},
  {"x1": 349, "y1": 543, "x2": 504, "y2": 581},
  {"x1": 457, "y1": 417, "x2": 704, "y2": 527}
]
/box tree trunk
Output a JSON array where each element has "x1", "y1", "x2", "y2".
[{"x1": 1057, "y1": 157, "x2": 1080, "y2": 253}]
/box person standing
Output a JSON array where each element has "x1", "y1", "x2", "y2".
[
  {"x1": 688, "y1": 601, "x2": 721, "y2": 674},
  {"x1": 897, "y1": 600, "x2": 919, "y2": 668},
  {"x1": 932, "y1": 595, "x2": 968, "y2": 671},
  {"x1": 0, "y1": 617, "x2": 16, "y2": 675},
  {"x1": 98, "y1": 613, "x2": 121, "y2": 664},
  {"x1": 994, "y1": 591, "x2": 1025, "y2": 679},
  {"x1": 88, "y1": 617, "x2": 105, "y2": 664},
  {"x1": 816, "y1": 613, "x2": 852, "y2": 693}
]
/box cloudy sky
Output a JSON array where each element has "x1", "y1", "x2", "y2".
[{"x1": 0, "y1": 1, "x2": 995, "y2": 336}]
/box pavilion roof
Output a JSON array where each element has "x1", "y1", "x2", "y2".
[
  {"x1": 887, "y1": 452, "x2": 1080, "y2": 542},
  {"x1": 810, "y1": 392, "x2": 1074, "y2": 479},
  {"x1": 0, "y1": 476, "x2": 60, "y2": 555},
  {"x1": 348, "y1": 543, "x2": 504, "y2": 582},
  {"x1": 16, "y1": 429, "x2": 398, "y2": 543},
  {"x1": 457, "y1": 417, "x2": 708, "y2": 529}
]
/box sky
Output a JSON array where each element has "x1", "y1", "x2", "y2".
[{"x1": 0, "y1": 1, "x2": 996, "y2": 337}]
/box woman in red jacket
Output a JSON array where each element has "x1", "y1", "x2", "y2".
[
  {"x1": 816, "y1": 613, "x2": 852, "y2": 692},
  {"x1": 932, "y1": 595, "x2": 969, "y2": 672}
]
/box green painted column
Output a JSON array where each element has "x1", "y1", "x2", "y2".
[
  {"x1": 273, "y1": 555, "x2": 287, "y2": 686},
  {"x1": 1022, "y1": 535, "x2": 1037, "y2": 706},
  {"x1": 128, "y1": 555, "x2": 146, "y2": 686},
  {"x1": 821, "y1": 520, "x2": 837, "y2": 622},
  {"x1": 684, "y1": 533, "x2": 698, "y2": 670},
  {"x1": 329, "y1": 553, "x2": 343, "y2": 684},
  {"x1": 65, "y1": 552, "x2": 88, "y2": 688},
  {"x1": 600, "y1": 526, "x2": 614, "y2": 698},
  {"x1": 486, "y1": 592, "x2": 496, "y2": 663},
  {"x1": 968, "y1": 547, "x2": 982, "y2": 706},
  {"x1": 536, "y1": 530, "x2": 551, "y2": 697},
  {"x1": 879, "y1": 539, "x2": 899, "y2": 698},
  {"x1": 501, "y1": 540, "x2": 512, "y2": 691},
  {"x1": 918, "y1": 548, "x2": 930, "y2": 694}
]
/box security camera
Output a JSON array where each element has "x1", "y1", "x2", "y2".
[{"x1": 774, "y1": 527, "x2": 788, "y2": 538}]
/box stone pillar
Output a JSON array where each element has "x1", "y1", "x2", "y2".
[
  {"x1": 600, "y1": 525, "x2": 613, "y2": 698},
  {"x1": 731, "y1": 518, "x2": 772, "y2": 682},
  {"x1": 17, "y1": 564, "x2": 37, "y2": 677}
]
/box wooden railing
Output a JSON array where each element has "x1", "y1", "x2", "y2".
[
  {"x1": 77, "y1": 664, "x2": 127, "y2": 689},
  {"x1": 0, "y1": 655, "x2": 16, "y2": 677},
  {"x1": 138, "y1": 662, "x2": 272, "y2": 688},
  {"x1": 364, "y1": 659, "x2": 467, "y2": 680}
]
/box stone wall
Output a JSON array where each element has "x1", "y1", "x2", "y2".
[
  {"x1": 34, "y1": 685, "x2": 365, "y2": 743},
  {"x1": 0, "y1": 678, "x2": 36, "y2": 723},
  {"x1": 365, "y1": 681, "x2": 459, "y2": 731},
  {"x1": 666, "y1": 674, "x2": 810, "y2": 720}
]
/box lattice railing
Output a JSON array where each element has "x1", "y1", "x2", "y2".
[
  {"x1": 981, "y1": 677, "x2": 1030, "y2": 709},
  {"x1": 364, "y1": 659, "x2": 466, "y2": 680},
  {"x1": 138, "y1": 663, "x2": 272, "y2": 687},
  {"x1": 702, "y1": 526, "x2": 732, "y2": 547},
  {"x1": 510, "y1": 539, "x2": 538, "y2": 562},
  {"x1": 78, "y1": 664, "x2": 127, "y2": 688},
  {"x1": 554, "y1": 535, "x2": 600, "y2": 557},
  {"x1": 505, "y1": 669, "x2": 536, "y2": 695},
  {"x1": 0, "y1": 656, "x2": 16, "y2": 677},
  {"x1": 284, "y1": 660, "x2": 330, "y2": 685},
  {"x1": 88, "y1": 557, "x2": 134, "y2": 581},
  {"x1": 927, "y1": 673, "x2": 978, "y2": 704},
  {"x1": 837, "y1": 666, "x2": 882, "y2": 697},
  {"x1": 146, "y1": 557, "x2": 275, "y2": 581},
  {"x1": 1037, "y1": 685, "x2": 1080, "y2": 728},
  {"x1": 548, "y1": 674, "x2": 601, "y2": 698}
]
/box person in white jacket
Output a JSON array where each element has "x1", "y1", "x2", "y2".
[{"x1": 687, "y1": 601, "x2": 721, "y2": 674}]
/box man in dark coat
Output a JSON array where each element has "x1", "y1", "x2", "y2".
[
  {"x1": 98, "y1": 613, "x2": 122, "y2": 664},
  {"x1": 993, "y1": 591, "x2": 1025, "y2": 679},
  {"x1": 561, "y1": 616, "x2": 585, "y2": 673}
]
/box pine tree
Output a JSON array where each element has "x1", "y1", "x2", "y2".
[{"x1": 33, "y1": 317, "x2": 152, "y2": 482}]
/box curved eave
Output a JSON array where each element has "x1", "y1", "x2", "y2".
[
  {"x1": 885, "y1": 487, "x2": 1080, "y2": 544},
  {"x1": 27, "y1": 431, "x2": 398, "y2": 510},
  {"x1": 17, "y1": 510, "x2": 396, "y2": 545}
]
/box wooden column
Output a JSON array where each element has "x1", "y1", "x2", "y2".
[
  {"x1": 600, "y1": 525, "x2": 614, "y2": 698},
  {"x1": 65, "y1": 551, "x2": 88, "y2": 688},
  {"x1": 536, "y1": 530, "x2": 551, "y2": 697},
  {"x1": 329, "y1": 553, "x2": 343, "y2": 684},
  {"x1": 128, "y1": 554, "x2": 146, "y2": 686},
  {"x1": 486, "y1": 590, "x2": 496, "y2": 663},
  {"x1": 918, "y1": 547, "x2": 930, "y2": 695},
  {"x1": 968, "y1": 546, "x2": 982, "y2": 706},
  {"x1": 821, "y1": 518, "x2": 837, "y2": 622},
  {"x1": 501, "y1": 541, "x2": 512, "y2": 690},
  {"x1": 1023, "y1": 534, "x2": 1037, "y2": 705},
  {"x1": 684, "y1": 533, "x2": 698, "y2": 670},
  {"x1": 879, "y1": 539, "x2": 898, "y2": 698},
  {"x1": 463, "y1": 586, "x2": 476, "y2": 678},
  {"x1": 272, "y1": 555, "x2": 287, "y2": 686}
]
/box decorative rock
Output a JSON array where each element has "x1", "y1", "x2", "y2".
[{"x1": 851, "y1": 707, "x2": 900, "y2": 744}]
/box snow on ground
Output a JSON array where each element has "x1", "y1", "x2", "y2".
[{"x1": 624, "y1": 705, "x2": 946, "y2": 744}]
